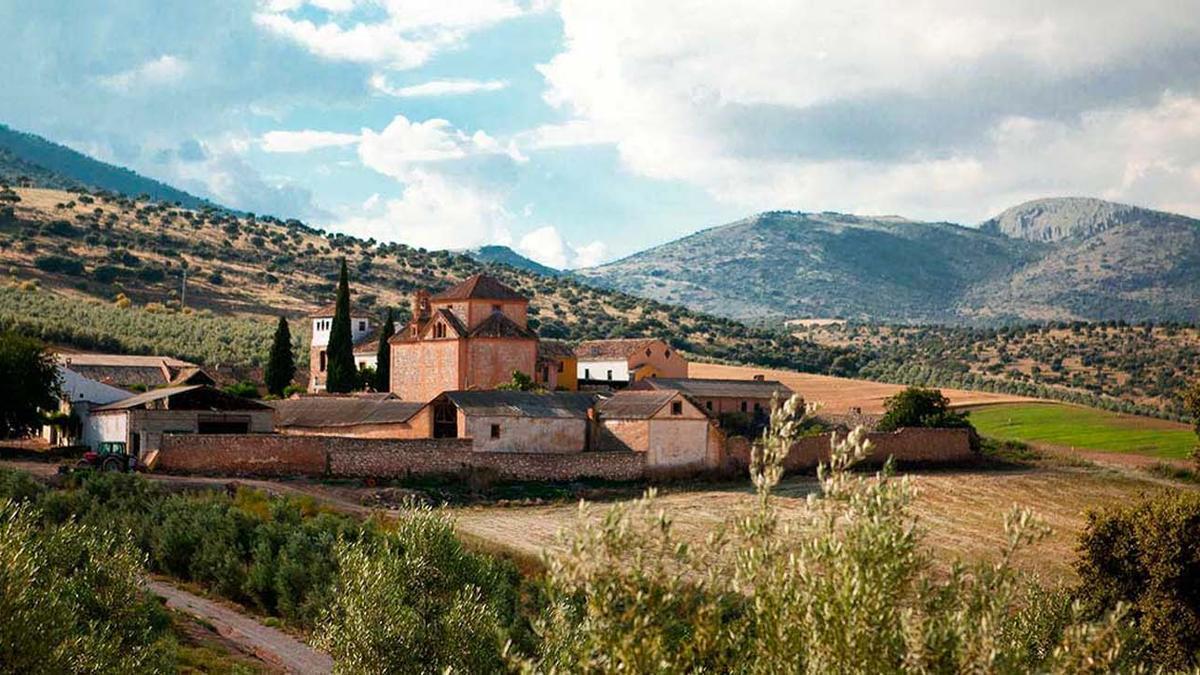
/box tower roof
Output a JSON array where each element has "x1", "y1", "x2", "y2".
[{"x1": 431, "y1": 273, "x2": 526, "y2": 302}]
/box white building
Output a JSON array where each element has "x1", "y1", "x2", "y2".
[{"x1": 308, "y1": 304, "x2": 377, "y2": 392}]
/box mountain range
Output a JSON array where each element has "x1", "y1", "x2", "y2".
[
  {"x1": 577, "y1": 199, "x2": 1200, "y2": 324},
  {"x1": 4, "y1": 121, "x2": 1198, "y2": 326}
]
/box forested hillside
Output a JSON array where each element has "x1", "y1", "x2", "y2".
[{"x1": 0, "y1": 185, "x2": 848, "y2": 374}]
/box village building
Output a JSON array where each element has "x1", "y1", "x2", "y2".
[
  {"x1": 419, "y1": 390, "x2": 597, "y2": 452},
  {"x1": 308, "y1": 304, "x2": 376, "y2": 393},
  {"x1": 271, "y1": 393, "x2": 426, "y2": 439},
  {"x1": 85, "y1": 385, "x2": 273, "y2": 459},
  {"x1": 629, "y1": 377, "x2": 793, "y2": 417},
  {"x1": 575, "y1": 338, "x2": 688, "y2": 388},
  {"x1": 57, "y1": 353, "x2": 215, "y2": 390},
  {"x1": 594, "y1": 389, "x2": 722, "y2": 470},
  {"x1": 388, "y1": 274, "x2": 538, "y2": 401},
  {"x1": 535, "y1": 339, "x2": 578, "y2": 391}
]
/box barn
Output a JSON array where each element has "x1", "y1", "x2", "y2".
[{"x1": 595, "y1": 390, "x2": 723, "y2": 470}]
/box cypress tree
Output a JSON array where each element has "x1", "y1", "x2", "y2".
[
  {"x1": 373, "y1": 309, "x2": 395, "y2": 392},
  {"x1": 325, "y1": 258, "x2": 358, "y2": 393},
  {"x1": 264, "y1": 316, "x2": 295, "y2": 397}
]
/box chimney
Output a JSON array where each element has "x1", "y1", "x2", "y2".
[{"x1": 411, "y1": 290, "x2": 431, "y2": 322}]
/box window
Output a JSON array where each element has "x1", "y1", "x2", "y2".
[
  {"x1": 606, "y1": 370, "x2": 613, "y2": 380},
  {"x1": 490, "y1": 424, "x2": 501, "y2": 439},
  {"x1": 542, "y1": 366, "x2": 550, "y2": 381},
  {"x1": 740, "y1": 401, "x2": 748, "y2": 413},
  {"x1": 665, "y1": 349, "x2": 671, "y2": 358},
  {"x1": 557, "y1": 361, "x2": 564, "y2": 373},
  {"x1": 671, "y1": 401, "x2": 683, "y2": 415},
  {"x1": 705, "y1": 400, "x2": 713, "y2": 411},
  {"x1": 645, "y1": 348, "x2": 651, "y2": 357},
  {"x1": 492, "y1": 304, "x2": 502, "y2": 313},
  {"x1": 584, "y1": 368, "x2": 591, "y2": 379},
  {"x1": 319, "y1": 350, "x2": 327, "y2": 372},
  {"x1": 434, "y1": 323, "x2": 446, "y2": 338},
  {"x1": 358, "y1": 320, "x2": 366, "y2": 332}
]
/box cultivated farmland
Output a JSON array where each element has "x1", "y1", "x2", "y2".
[
  {"x1": 689, "y1": 361, "x2": 1036, "y2": 413},
  {"x1": 451, "y1": 461, "x2": 1179, "y2": 582},
  {"x1": 969, "y1": 402, "x2": 1196, "y2": 460}
]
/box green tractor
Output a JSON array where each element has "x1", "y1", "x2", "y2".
[{"x1": 76, "y1": 441, "x2": 138, "y2": 473}]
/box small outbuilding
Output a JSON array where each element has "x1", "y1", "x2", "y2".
[
  {"x1": 595, "y1": 390, "x2": 722, "y2": 470},
  {"x1": 271, "y1": 393, "x2": 427, "y2": 438},
  {"x1": 85, "y1": 385, "x2": 274, "y2": 459},
  {"x1": 422, "y1": 390, "x2": 598, "y2": 453},
  {"x1": 629, "y1": 377, "x2": 793, "y2": 417}
]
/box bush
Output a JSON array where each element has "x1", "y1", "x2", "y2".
[
  {"x1": 314, "y1": 506, "x2": 521, "y2": 672},
  {"x1": 0, "y1": 500, "x2": 175, "y2": 672},
  {"x1": 33, "y1": 254, "x2": 85, "y2": 276},
  {"x1": 876, "y1": 386, "x2": 974, "y2": 433},
  {"x1": 1076, "y1": 490, "x2": 1200, "y2": 670},
  {"x1": 522, "y1": 396, "x2": 1142, "y2": 672}
]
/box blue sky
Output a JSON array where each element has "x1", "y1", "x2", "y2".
[{"x1": 2, "y1": 1, "x2": 1199, "y2": 268}]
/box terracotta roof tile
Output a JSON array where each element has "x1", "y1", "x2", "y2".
[
  {"x1": 537, "y1": 339, "x2": 576, "y2": 362},
  {"x1": 575, "y1": 338, "x2": 663, "y2": 361},
  {"x1": 444, "y1": 391, "x2": 596, "y2": 418},
  {"x1": 468, "y1": 312, "x2": 537, "y2": 339},
  {"x1": 595, "y1": 390, "x2": 679, "y2": 419},
  {"x1": 632, "y1": 378, "x2": 793, "y2": 399},
  {"x1": 306, "y1": 303, "x2": 371, "y2": 319},
  {"x1": 431, "y1": 273, "x2": 526, "y2": 302}
]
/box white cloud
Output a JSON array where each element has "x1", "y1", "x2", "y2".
[
  {"x1": 357, "y1": 114, "x2": 524, "y2": 178},
  {"x1": 97, "y1": 55, "x2": 189, "y2": 92},
  {"x1": 515, "y1": 119, "x2": 615, "y2": 150},
  {"x1": 517, "y1": 225, "x2": 608, "y2": 269},
  {"x1": 540, "y1": 0, "x2": 1200, "y2": 221},
  {"x1": 369, "y1": 74, "x2": 508, "y2": 97},
  {"x1": 260, "y1": 129, "x2": 359, "y2": 152},
  {"x1": 253, "y1": 0, "x2": 524, "y2": 70},
  {"x1": 334, "y1": 169, "x2": 512, "y2": 249}
]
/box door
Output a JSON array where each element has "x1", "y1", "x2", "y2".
[{"x1": 433, "y1": 403, "x2": 458, "y2": 438}]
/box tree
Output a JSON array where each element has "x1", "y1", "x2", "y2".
[
  {"x1": 264, "y1": 316, "x2": 295, "y2": 397},
  {"x1": 1076, "y1": 490, "x2": 1200, "y2": 670},
  {"x1": 373, "y1": 309, "x2": 394, "y2": 392},
  {"x1": 325, "y1": 258, "x2": 358, "y2": 393},
  {"x1": 875, "y1": 386, "x2": 973, "y2": 433},
  {"x1": 0, "y1": 331, "x2": 60, "y2": 437},
  {"x1": 496, "y1": 369, "x2": 541, "y2": 392},
  {"x1": 1182, "y1": 380, "x2": 1200, "y2": 439}
]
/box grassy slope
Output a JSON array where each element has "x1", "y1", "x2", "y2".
[{"x1": 969, "y1": 402, "x2": 1196, "y2": 459}]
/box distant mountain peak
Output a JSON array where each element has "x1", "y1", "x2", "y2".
[
  {"x1": 978, "y1": 196, "x2": 1185, "y2": 243},
  {"x1": 465, "y1": 245, "x2": 561, "y2": 276}
]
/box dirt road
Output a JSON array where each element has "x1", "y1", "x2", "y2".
[{"x1": 146, "y1": 579, "x2": 333, "y2": 674}]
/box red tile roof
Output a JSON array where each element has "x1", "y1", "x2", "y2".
[
  {"x1": 575, "y1": 338, "x2": 665, "y2": 361},
  {"x1": 468, "y1": 312, "x2": 537, "y2": 339},
  {"x1": 307, "y1": 303, "x2": 371, "y2": 319},
  {"x1": 431, "y1": 273, "x2": 526, "y2": 302}
]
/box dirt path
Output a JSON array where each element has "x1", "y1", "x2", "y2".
[{"x1": 145, "y1": 579, "x2": 333, "y2": 674}]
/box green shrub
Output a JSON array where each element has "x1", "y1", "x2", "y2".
[
  {"x1": 522, "y1": 395, "x2": 1141, "y2": 673},
  {"x1": 33, "y1": 254, "x2": 84, "y2": 276},
  {"x1": 314, "y1": 506, "x2": 521, "y2": 672},
  {"x1": 0, "y1": 500, "x2": 175, "y2": 672},
  {"x1": 1076, "y1": 490, "x2": 1200, "y2": 670},
  {"x1": 876, "y1": 386, "x2": 974, "y2": 432}
]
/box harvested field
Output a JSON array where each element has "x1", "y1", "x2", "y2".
[
  {"x1": 450, "y1": 463, "x2": 1178, "y2": 582},
  {"x1": 689, "y1": 362, "x2": 1036, "y2": 413},
  {"x1": 969, "y1": 402, "x2": 1196, "y2": 460}
]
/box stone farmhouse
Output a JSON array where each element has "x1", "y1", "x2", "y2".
[
  {"x1": 630, "y1": 377, "x2": 792, "y2": 417},
  {"x1": 575, "y1": 338, "x2": 688, "y2": 388}
]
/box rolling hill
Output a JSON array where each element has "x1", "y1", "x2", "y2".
[
  {"x1": 0, "y1": 124, "x2": 218, "y2": 210},
  {"x1": 465, "y1": 245, "x2": 561, "y2": 276},
  {"x1": 577, "y1": 199, "x2": 1200, "y2": 324}
]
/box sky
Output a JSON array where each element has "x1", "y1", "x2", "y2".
[{"x1": 1, "y1": 1, "x2": 1199, "y2": 269}]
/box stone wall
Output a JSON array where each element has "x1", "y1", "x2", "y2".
[
  {"x1": 158, "y1": 433, "x2": 645, "y2": 481},
  {"x1": 723, "y1": 427, "x2": 976, "y2": 472},
  {"x1": 158, "y1": 433, "x2": 328, "y2": 476}
]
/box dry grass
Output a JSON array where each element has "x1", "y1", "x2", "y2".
[
  {"x1": 689, "y1": 362, "x2": 1036, "y2": 414},
  {"x1": 450, "y1": 463, "x2": 1178, "y2": 583}
]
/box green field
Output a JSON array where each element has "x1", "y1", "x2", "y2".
[{"x1": 969, "y1": 403, "x2": 1196, "y2": 459}]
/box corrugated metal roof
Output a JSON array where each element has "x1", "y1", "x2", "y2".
[
  {"x1": 595, "y1": 390, "x2": 678, "y2": 419},
  {"x1": 271, "y1": 396, "x2": 424, "y2": 427},
  {"x1": 444, "y1": 390, "x2": 596, "y2": 418},
  {"x1": 92, "y1": 385, "x2": 271, "y2": 412},
  {"x1": 57, "y1": 353, "x2": 196, "y2": 368},
  {"x1": 431, "y1": 273, "x2": 526, "y2": 302},
  {"x1": 634, "y1": 377, "x2": 793, "y2": 399}
]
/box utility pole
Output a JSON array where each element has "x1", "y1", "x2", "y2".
[{"x1": 181, "y1": 265, "x2": 187, "y2": 308}]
